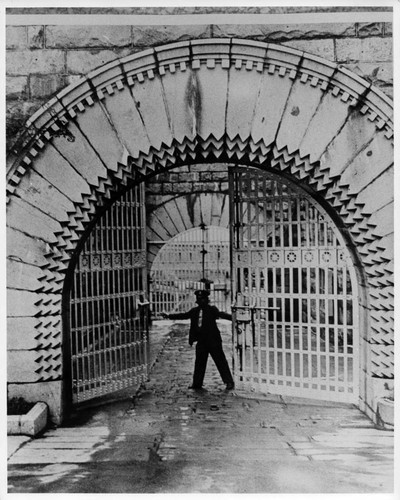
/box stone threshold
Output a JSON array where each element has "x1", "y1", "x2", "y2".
[{"x1": 7, "y1": 402, "x2": 48, "y2": 437}]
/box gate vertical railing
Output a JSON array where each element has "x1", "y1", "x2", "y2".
[
  {"x1": 69, "y1": 184, "x2": 149, "y2": 404},
  {"x1": 229, "y1": 166, "x2": 359, "y2": 403}
]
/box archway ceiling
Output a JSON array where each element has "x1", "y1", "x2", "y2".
[{"x1": 6, "y1": 39, "x2": 393, "y2": 381}]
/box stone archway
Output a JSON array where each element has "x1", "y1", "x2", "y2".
[{"x1": 6, "y1": 39, "x2": 393, "y2": 423}]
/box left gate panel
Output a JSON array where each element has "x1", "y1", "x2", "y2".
[{"x1": 68, "y1": 184, "x2": 149, "y2": 405}]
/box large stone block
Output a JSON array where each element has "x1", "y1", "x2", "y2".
[
  {"x1": 226, "y1": 65, "x2": 264, "y2": 141},
  {"x1": 158, "y1": 69, "x2": 195, "y2": 144},
  {"x1": 6, "y1": 26, "x2": 27, "y2": 50},
  {"x1": 50, "y1": 122, "x2": 108, "y2": 188},
  {"x1": 341, "y1": 62, "x2": 392, "y2": 86},
  {"x1": 28, "y1": 26, "x2": 45, "y2": 48},
  {"x1": 8, "y1": 350, "x2": 41, "y2": 382},
  {"x1": 7, "y1": 227, "x2": 49, "y2": 268},
  {"x1": 130, "y1": 75, "x2": 174, "y2": 152},
  {"x1": 341, "y1": 132, "x2": 393, "y2": 196},
  {"x1": 100, "y1": 88, "x2": 151, "y2": 160},
  {"x1": 7, "y1": 259, "x2": 43, "y2": 292},
  {"x1": 319, "y1": 112, "x2": 379, "y2": 181},
  {"x1": 7, "y1": 380, "x2": 64, "y2": 424},
  {"x1": 335, "y1": 37, "x2": 393, "y2": 63},
  {"x1": 31, "y1": 143, "x2": 92, "y2": 204},
  {"x1": 6, "y1": 76, "x2": 28, "y2": 99},
  {"x1": 282, "y1": 39, "x2": 334, "y2": 61},
  {"x1": 14, "y1": 168, "x2": 75, "y2": 221},
  {"x1": 46, "y1": 25, "x2": 132, "y2": 48},
  {"x1": 251, "y1": 70, "x2": 293, "y2": 147},
  {"x1": 357, "y1": 22, "x2": 384, "y2": 37},
  {"x1": 7, "y1": 316, "x2": 40, "y2": 350},
  {"x1": 67, "y1": 48, "x2": 131, "y2": 75},
  {"x1": 213, "y1": 23, "x2": 356, "y2": 41},
  {"x1": 30, "y1": 74, "x2": 67, "y2": 99},
  {"x1": 299, "y1": 90, "x2": 350, "y2": 163},
  {"x1": 276, "y1": 77, "x2": 324, "y2": 155},
  {"x1": 132, "y1": 25, "x2": 211, "y2": 47},
  {"x1": 6, "y1": 197, "x2": 61, "y2": 245},
  {"x1": 6, "y1": 50, "x2": 65, "y2": 76}
]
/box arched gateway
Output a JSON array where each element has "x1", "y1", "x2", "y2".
[{"x1": 7, "y1": 39, "x2": 393, "y2": 423}]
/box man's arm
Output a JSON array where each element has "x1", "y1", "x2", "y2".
[
  {"x1": 216, "y1": 308, "x2": 232, "y2": 321},
  {"x1": 164, "y1": 310, "x2": 193, "y2": 320}
]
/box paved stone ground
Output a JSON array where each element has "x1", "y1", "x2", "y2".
[{"x1": 7, "y1": 320, "x2": 394, "y2": 494}]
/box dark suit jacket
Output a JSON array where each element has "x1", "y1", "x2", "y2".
[{"x1": 169, "y1": 305, "x2": 232, "y2": 345}]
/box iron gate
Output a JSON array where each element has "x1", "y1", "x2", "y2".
[
  {"x1": 229, "y1": 167, "x2": 359, "y2": 403},
  {"x1": 69, "y1": 184, "x2": 149, "y2": 404}
]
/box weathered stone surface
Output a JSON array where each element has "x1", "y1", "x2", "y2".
[
  {"x1": 7, "y1": 227, "x2": 49, "y2": 268},
  {"x1": 299, "y1": 90, "x2": 350, "y2": 163},
  {"x1": 7, "y1": 259, "x2": 43, "y2": 292},
  {"x1": 6, "y1": 76, "x2": 28, "y2": 99},
  {"x1": 158, "y1": 69, "x2": 195, "y2": 144},
  {"x1": 384, "y1": 22, "x2": 392, "y2": 36},
  {"x1": 132, "y1": 25, "x2": 211, "y2": 47},
  {"x1": 359, "y1": 169, "x2": 393, "y2": 216},
  {"x1": 251, "y1": 70, "x2": 294, "y2": 146},
  {"x1": 6, "y1": 197, "x2": 61, "y2": 245},
  {"x1": 335, "y1": 37, "x2": 393, "y2": 63},
  {"x1": 28, "y1": 26, "x2": 45, "y2": 48},
  {"x1": 67, "y1": 48, "x2": 131, "y2": 74},
  {"x1": 8, "y1": 381, "x2": 63, "y2": 424},
  {"x1": 15, "y1": 169, "x2": 75, "y2": 221},
  {"x1": 276, "y1": 78, "x2": 324, "y2": 155},
  {"x1": 46, "y1": 25, "x2": 132, "y2": 48},
  {"x1": 367, "y1": 202, "x2": 393, "y2": 239},
  {"x1": 7, "y1": 317, "x2": 39, "y2": 350},
  {"x1": 226, "y1": 66, "x2": 264, "y2": 141},
  {"x1": 341, "y1": 62, "x2": 392, "y2": 86},
  {"x1": 6, "y1": 50, "x2": 65, "y2": 75},
  {"x1": 6, "y1": 26, "x2": 27, "y2": 49},
  {"x1": 341, "y1": 132, "x2": 393, "y2": 195},
  {"x1": 282, "y1": 39, "x2": 335, "y2": 60},
  {"x1": 101, "y1": 88, "x2": 151, "y2": 159},
  {"x1": 19, "y1": 402, "x2": 48, "y2": 436},
  {"x1": 30, "y1": 74, "x2": 67, "y2": 99},
  {"x1": 129, "y1": 76, "x2": 173, "y2": 153},
  {"x1": 32, "y1": 143, "x2": 92, "y2": 204},
  {"x1": 357, "y1": 22, "x2": 384, "y2": 37},
  {"x1": 319, "y1": 112, "x2": 379, "y2": 180},
  {"x1": 50, "y1": 122, "x2": 108, "y2": 187},
  {"x1": 6, "y1": 99, "x2": 45, "y2": 148},
  {"x1": 213, "y1": 23, "x2": 356, "y2": 40},
  {"x1": 7, "y1": 290, "x2": 39, "y2": 317}
]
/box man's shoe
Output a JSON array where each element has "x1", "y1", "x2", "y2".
[
  {"x1": 225, "y1": 383, "x2": 235, "y2": 390},
  {"x1": 188, "y1": 385, "x2": 203, "y2": 390}
]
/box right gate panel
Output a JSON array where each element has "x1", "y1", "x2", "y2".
[{"x1": 229, "y1": 166, "x2": 359, "y2": 403}]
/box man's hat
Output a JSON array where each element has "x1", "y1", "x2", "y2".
[{"x1": 194, "y1": 289, "x2": 210, "y2": 298}]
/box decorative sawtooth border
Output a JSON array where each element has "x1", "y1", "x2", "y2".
[
  {"x1": 6, "y1": 39, "x2": 393, "y2": 380},
  {"x1": 28, "y1": 136, "x2": 393, "y2": 380}
]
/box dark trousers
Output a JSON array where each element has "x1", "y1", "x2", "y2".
[{"x1": 192, "y1": 341, "x2": 234, "y2": 387}]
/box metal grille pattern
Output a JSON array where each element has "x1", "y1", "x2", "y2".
[
  {"x1": 230, "y1": 167, "x2": 359, "y2": 403},
  {"x1": 150, "y1": 226, "x2": 230, "y2": 316},
  {"x1": 70, "y1": 185, "x2": 149, "y2": 404}
]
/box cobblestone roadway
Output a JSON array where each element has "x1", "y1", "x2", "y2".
[{"x1": 8, "y1": 321, "x2": 394, "y2": 494}]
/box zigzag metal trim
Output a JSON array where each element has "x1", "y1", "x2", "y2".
[
  {"x1": 6, "y1": 39, "x2": 393, "y2": 199},
  {"x1": 29, "y1": 134, "x2": 394, "y2": 379}
]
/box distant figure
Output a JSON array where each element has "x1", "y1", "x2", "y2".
[{"x1": 162, "y1": 290, "x2": 234, "y2": 390}]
